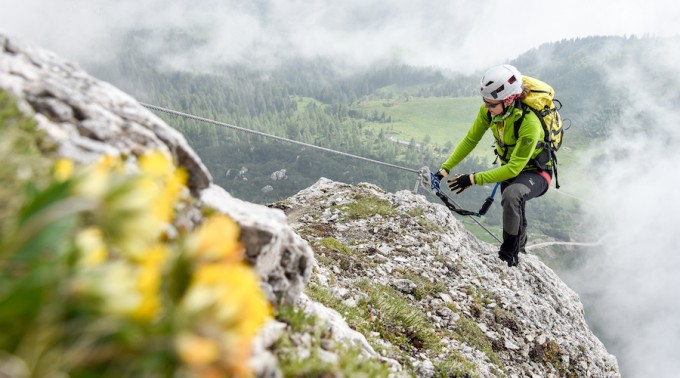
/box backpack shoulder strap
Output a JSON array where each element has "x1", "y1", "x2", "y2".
[{"x1": 513, "y1": 102, "x2": 529, "y2": 139}]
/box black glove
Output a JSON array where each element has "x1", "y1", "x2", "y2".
[
  {"x1": 434, "y1": 168, "x2": 448, "y2": 181},
  {"x1": 447, "y1": 173, "x2": 474, "y2": 194}
]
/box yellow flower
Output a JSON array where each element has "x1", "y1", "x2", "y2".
[
  {"x1": 183, "y1": 263, "x2": 271, "y2": 337},
  {"x1": 218, "y1": 265, "x2": 271, "y2": 338},
  {"x1": 76, "y1": 168, "x2": 108, "y2": 198},
  {"x1": 72, "y1": 261, "x2": 141, "y2": 316},
  {"x1": 138, "y1": 243, "x2": 167, "y2": 266},
  {"x1": 132, "y1": 294, "x2": 160, "y2": 322},
  {"x1": 133, "y1": 151, "x2": 188, "y2": 233},
  {"x1": 75, "y1": 227, "x2": 108, "y2": 267},
  {"x1": 44, "y1": 150, "x2": 275, "y2": 376},
  {"x1": 179, "y1": 263, "x2": 269, "y2": 378},
  {"x1": 139, "y1": 150, "x2": 174, "y2": 179},
  {"x1": 53, "y1": 158, "x2": 74, "y2": 181},
  {"x1": 188, "y1": 215, "x2": 243, "y2": 263},
  {"x1": 140, "y1": 151, "x2": 186, "y2": 196},
  {"x1": 75, "y1": 154, "x2": 128, "y2": 198},
  {"x1": 149, "y1": 169, "x2": 187, "y2": 224},
  {"x1": 67, "y1": 152, "x2": 188, "y2": 260},
  {"x1": 72, "y1": 241, "x2": 169, "y2": 321},
  {"x1": 130, "y1": 244, "x2": 168, "y2": 321},
  {"x1": 103, "y1": 183, "x2": 160, "y2": 257},
  {"x1": 96, "y1": 154, "x2": 123, "y2": 173},
  {"x1": 176, "y1": 332, "x2": 221, "y2": 366}
]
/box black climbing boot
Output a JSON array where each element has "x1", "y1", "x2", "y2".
[{"x1": 499, "y1": 231, "x2": 521, "y2": 267}]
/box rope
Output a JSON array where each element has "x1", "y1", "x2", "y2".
[
  {"x1": 548, "y1": 186, "x2": 592, "y2": 205},
  {"x1": 140, "y1": 103, "x2": 420, "y2": 174},
  {"x1": 463, "y1": 214, "x2": 502, "y2": 244}
]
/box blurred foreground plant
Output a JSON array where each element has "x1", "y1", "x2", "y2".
[{"x1": 0, "y1": 91, "x2": 270, "y2": 378}]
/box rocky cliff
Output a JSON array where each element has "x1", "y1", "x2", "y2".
[
  {"x1": 0, "y1": 33, "x2": 619, "y2": 377},
  {"x1": 277, "y1": 179, "x2": 620, "y2": 377}
]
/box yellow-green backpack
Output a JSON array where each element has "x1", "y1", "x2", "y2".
[
  {"x1": 513, "y1": 75, "x2": 564, "y2": 188},
  {"x1": 520, "y1": 76, "x2": 564, "y2": 151}
]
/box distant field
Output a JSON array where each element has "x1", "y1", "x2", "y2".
[
  {"x1": 353, "y1": 96, "x2": 495, "y2": 158},
  {"x1": 354, "y1": 96, "x2": 481, "y2": 142}
]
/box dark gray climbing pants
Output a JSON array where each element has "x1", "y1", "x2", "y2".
[{"x1": 499, "y1": 170, "x2": 549, "y2": 259}]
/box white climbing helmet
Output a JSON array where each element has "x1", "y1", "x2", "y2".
[{"x1": 480, "y1": 64, "x2": 523, "y2": 100}]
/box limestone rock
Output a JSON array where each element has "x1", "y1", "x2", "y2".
[
  {"x1": 284, "y1": 178, "x2": 621, "y2": 377},
  {"x1": 0, "y1": 34, "x2": 211, "y2": 194}
]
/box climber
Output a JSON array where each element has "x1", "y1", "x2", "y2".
[{"x1": 436, "y1": 64, "x2": 551, "y2": 267}]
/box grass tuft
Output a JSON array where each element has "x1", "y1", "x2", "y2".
[
  {"x1": 358, "y1": 281, "x2": 441, "y2": 353},
  {"x1": 275, "y1": 303, "x2": 392, "y2": 377},
  {"x1": 454, "y1": 317, "x2": 503, "y2": 369},
  {"x1": 340, "y1": 194, "x2": 396, "y2": 220}
]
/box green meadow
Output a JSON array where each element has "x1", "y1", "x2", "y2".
[{"x1": 353, "y1": 96, "x2": 495, "y2": 158}]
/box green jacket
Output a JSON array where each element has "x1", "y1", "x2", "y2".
[{"x1": 441, "y1": 104, "x2": 545, "y2": 185}]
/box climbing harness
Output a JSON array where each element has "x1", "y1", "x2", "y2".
[{"x1": 418, "y1": 167, "x2": 501, "y2": 243}]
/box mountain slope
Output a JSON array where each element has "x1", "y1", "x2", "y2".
[{"x1": 276, "y1": 178, "x2": 620, "y2": 377}]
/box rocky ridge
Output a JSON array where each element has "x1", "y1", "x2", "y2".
[{"x1": 277, "y1": 178, "x2": 620, "y2": 377}]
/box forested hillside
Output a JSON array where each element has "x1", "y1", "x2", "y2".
[
  {"x1": 92, "y1": 32, "x2": 479, "y2": 202},
  {"x1": 88, "y1": 33, "x2": 671, "y2": 244}
]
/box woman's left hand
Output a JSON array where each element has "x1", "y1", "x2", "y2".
[{"x1": 447, "y1": 173, "x2": 475, "y2": 194}]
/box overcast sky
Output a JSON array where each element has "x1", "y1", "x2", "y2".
[{"x1": 1, "y1": 0, "x2": 678, "y2": 73}]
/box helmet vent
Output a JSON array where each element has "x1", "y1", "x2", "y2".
[
  {"x1": 507, "y1": 75, "x2": 517, "y2": 84},
  {"x1": 490, "y1": 84, "x2": 505, "y2": 99}
]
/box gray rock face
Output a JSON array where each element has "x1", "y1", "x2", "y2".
[
  {"x1": 201, "y1": 185, "x2": 313, "y2": 305},
  {"x1": 270, "y1": 169, "x2": 287, "y2": 181},
  {"x1": 0, "y1": 34, "x2": 212, "y2": 194},
  {"x1": 283, "y1": 178, "x2": 621, "y2": 377}
]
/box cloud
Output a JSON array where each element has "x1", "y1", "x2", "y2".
[
  {"x1": 1, "y1": 0, "x2": 678, "y2": 73},
  {"x1": 568, "y1": 39, "x2": 680, "y2": 377}
]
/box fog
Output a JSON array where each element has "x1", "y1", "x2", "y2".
[
  {"x1": 564, "y1": 40, "x2": 680, "y2": 377},
  {"x1": 1, "y1": 1, "x2": 678, "y2": 73},
  {"x1": 2, "y1": 1, "x2": 680, "y2": 377}
]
